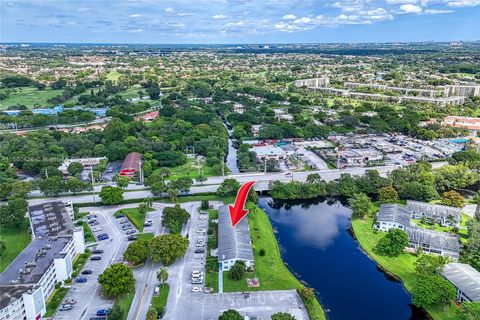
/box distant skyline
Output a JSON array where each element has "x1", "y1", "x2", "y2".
[{"x1": 1, "y1": 0, "x2": 479, "y2": 44}]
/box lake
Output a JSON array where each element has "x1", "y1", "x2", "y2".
[{"x1": 258, "y1": 197, "x2": 428, "y2": 320}]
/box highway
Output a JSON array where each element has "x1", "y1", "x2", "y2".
[{"x1": 29, "y1": 163, "x2": 447, "y2": 206}]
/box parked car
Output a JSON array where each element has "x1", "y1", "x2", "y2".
[
  {"x1": 191, "y1": 270, "x2": 203, "y2": 276},
  {"x1": 191, "y1": 286, "x2": 202, "y2": 293},
  {"x1": 76, "y1": 277, "x2": 87, "y2": 283},
  {"x1": 92, "y1": 226, "x2": 103, "y2": 232},
  {"x1": 59, "y1": 304, "x2": 73, "y2": 311},
  {"x1": 144, "y1": 222, "x2": 153, "y2": 227},
  {"x1": 92, "y1": 249, "x2": 104, "y2": 254},
  {"x1": 116, "y1": 213, "x2": 125, "y2": 218},
  {"x1": 90, "y1": 256, "x2": 102, "y2": 261},
  {"x1": 126, "y1": 230, "x2": 137, "y2": 235},
  {"x1": 97, "y1": 233, "x2": 109, "y2": 241},
  {"x1": 122, "y1": 225, "x2": 132, "y2": 230},
  {"x1": 81, "y1": 270, "x2": 93, "y2": 275},
  {"x1": 127, "y1": 235, "x2": 138, "y2": 241},
  {"x1": 194, "y1": 249, "x2": 205, "y2": 254},
  {"x1": 191, "y1": 278, "x2": 203, "y2": 284},
  {"x1": 119, "y1": 219, "x2": 129, "y2": 224},
  {"x1": 96, "y1": 309, "x2": 110, "y2": 316},
  {"x1": 63, "y1": 298, "x2": 76, "y2": 305}
]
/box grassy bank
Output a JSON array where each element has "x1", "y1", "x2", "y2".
[
  {"x1": 113, "y1": 290, "x2": 135, "y2": 320},
  {"x1": 150, "y1": 283, "x2": 170, "y2": 315},
  {"x1": 114, "y1": 207, "x2": 152, "y2": 231},
  {"x1": 44, "y1": 287, "x2": 69, "y2": 317},
  {"x1": 72, "y1": 250, "x2": 92, "y2": 277},
  {"x1": 220, "y1": 204, "x2": 326, "y2": 320},
  {"x1": 351, "y1": 217, "x2": 458, "y2": 320},
  {"x1": 0, "y1": 219, "x2": 31, "y2": 272}
]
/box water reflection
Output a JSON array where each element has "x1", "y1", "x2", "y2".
[
  {"x1": 258, "y1": 197, "x2": 428, "y2": 320},
  {"x1": 267, "y1": 198, "x2": 351, "y2": 250}
]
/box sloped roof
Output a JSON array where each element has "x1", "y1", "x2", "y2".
[
  {"x1": 217, "y1": 205, "x2": 254, "y2": 263},
  {"x1": 376, "y1": 203, "x2": 411, "y2": 227},
  {"x1": 443, "y1": 263, "x2": 480, "y2": 301},
  {"x1": 407, "y1": 201, "x2": 461, "y2": 221},
  {"x1": 405, "y1": 226, "x2": 461, "y2": 253}
]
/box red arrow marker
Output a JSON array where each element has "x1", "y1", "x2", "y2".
[{"x1": 228, "y1": 181, "x2": 256, "y2": 228}]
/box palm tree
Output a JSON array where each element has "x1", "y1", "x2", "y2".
[
  {"x1": 306, "y1": 173, "x2": 321, "y2": 184},
  {"x1": 159, "y1": 168, "x2": 170, "y2": 184},
  {"x1": 474, "y1": 192, "x2": 480, "y2": 222},
  {"x1": 157, "y1": 267, "x2": 168, "y2": 284},
  {"x1": 167, "y1": 188, "x2": 178, "y2": 203}
]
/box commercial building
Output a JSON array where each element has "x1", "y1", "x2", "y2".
[
  {"x1": 251, "y1": 145, "x2": 288, "y2": 160},
  {"x1": 407, "y1": 201, "x2": 461, "y2": 227},
  {"x1": 374, "y1": 204, "x2": 411, "y2": 232},
  {"x1": 405, "y1": 227, "x2": 460, "y2": 259},
  {"x1": 217, "y1": 206, "x2": 254, "y2": 271},
  {"x1": 119, "y1": 152, "x2": 142, "y2": 177},
  {"x1": 339, "y1": 148, "x2": 383, "y2": 166},
  {"x1": 57, "y1": 157, "x2": 106, "y2": 174},
  {"x1": 442, "y1": 263, "x2": 480, "y2": 302},
  {"x1": 0, "y1": 201, "x2": 85, "y2": 320},
  {"x1": 294, "y1": 77, "x2": 330, "y2": 88},
  {"x1": 444, "y1": 85, "x2": 480, "y2": 97},
  {"x1": 443, "y1": 116, "x2": 480, "y2": 135}
]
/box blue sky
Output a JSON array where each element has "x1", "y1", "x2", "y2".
[{"x1": 1, "y1": 0, "x2": 479, "y2": 43}]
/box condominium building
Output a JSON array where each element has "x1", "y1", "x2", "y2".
[
  {"x1": 294, "y1": 77, "x2": 330, "y2": 88},
  {"x1": 0, "y1": 201, "x2": 85, "y2": 320},
  {"x1": 444, "y1": 85, "x2": 480, "y2": 97}
]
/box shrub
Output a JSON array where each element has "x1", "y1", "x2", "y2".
[
  {"x1": 259, "y1": 248, "x2": 266, "y2": 256},
  {"x1": 228, "y1": 261, "x2": 246, "y2": 281}
]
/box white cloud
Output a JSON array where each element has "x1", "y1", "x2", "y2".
[
  {"x1": 212, "y1": 14, "x2": 227, "y2": 19},
  {"x1": 294, "y1": 17, "x2": 313, "y2": 24},
  {"x1": 386, "y1": 0, "x2": 417, "y2": 3},
  {"x1": 165, "y1": 7, "x2": 174, "y2": 13},
  {"x1": 445, "y1": 0, "x2": 480, "y2": 7},
  {"x1": 282, "y1": 14, "x2": 297, "y2": 20},
  {"x1": 399, "y1": 3, "x2": 423, "y2": 12},
  {"x1": 424, "y1": 8, "x2": 454, "y2": 13},
  {"x1": 129, "y1": 14, "x2": 141, "y2": 18}
]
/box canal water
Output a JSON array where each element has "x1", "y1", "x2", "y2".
[{"x1": 258, "y1": 197, "x2": 428, "y2": 320}]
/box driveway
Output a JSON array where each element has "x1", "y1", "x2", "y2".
[{"x1": 53, "y1": 208, "x2": 124, "y2": 319}]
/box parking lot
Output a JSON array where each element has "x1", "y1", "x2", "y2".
[
  {"x1": 54, "y1": 209, "x2": 125, "y2": 320},
  {"x1": 163, "y1": 201, "x2": 309, "y2": 320}
]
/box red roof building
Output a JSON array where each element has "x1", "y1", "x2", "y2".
[
  {"x1": 140, "y1": 111, "x2": 159, "y2": 122},
  {"x1": 119, "y1": 152, "x2": 142, "y2": 177}
]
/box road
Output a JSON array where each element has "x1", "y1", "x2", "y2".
[
  {"x1": 53, "y1": 205, "x2": 128, "y2": 320},
  {"x1": 162, "y1": 201, "x2": 308, "y2": 320},
  {"x1": 29, "y1": 162, "x2": 447, "y2": 206},
  {"x1": 127, "y1": 203, "x2": 169, "y2": 320}
]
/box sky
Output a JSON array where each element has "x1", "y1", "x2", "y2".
[{"x1": 1, "y1": 0, "x2": 479, "y2": 44}]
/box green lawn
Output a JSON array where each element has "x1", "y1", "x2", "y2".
[
  {"x1": 72, "y1": 250, "x2": 92, "y2": 277},
  {"x1": 154, "y1": 158, "x2": 216, "y2": 180},
  {"x1": 150, "y1": 283, "x2": 169, "y2": 315},
  {"x1": 351, "y1": 217, "x2": 458, "y2": 320},
  {"x1": 113, "y1": 290, "x2": 135, "y2": 320},
  {"x1": 0, "y1": 86, "x2": 64, "y2": 109},
  {"x1": 80, "y1": 221, "x2": 95, "y2": 243},
  {"x1": 44, "y1": 287, "x2": 69, "y2": 317},
  {"x1": 411, "y1": 218, "x2": 469, "y2": 244},
  {"x1": 0, "y1": 219, "x2": 31, "y2": 272},
  {"x1": 137, "y1": 233, "x2": 155, "y2": 241},
  {"x1": 119, "y1": 85, "x2": 144, "y2": 99},
  {"x1": 220, "y1": 204, "x2": 325, "y2": 320},
  {"x1": 114, "y1": 208, "x2": 152, "y2": 232},
  {"x1": 208, "y1": 209, "x2": 218, "y2": 220},
  {"x1": 106, "y1": 71, "x2": 121, "y2": 82}
]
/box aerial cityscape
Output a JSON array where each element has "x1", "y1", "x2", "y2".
[{"x1": 0, "y1": 1, "x2": 479, "y2": 320}]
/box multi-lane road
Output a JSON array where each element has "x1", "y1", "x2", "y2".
[{"x1": 29, "y1": 163, "x2": 448, "y2": 206}]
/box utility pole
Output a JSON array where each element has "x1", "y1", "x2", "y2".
[
  {"x1": 45, "y1": 168, "x2": 49, "y2": 179},
  {"x1": 90, "y1": 165, "x2": 95, "y2": 202},
  {"x1": 264, "y1": 158, "x2": 267, "y2": 174},
  {"x1": 138, "y1": 161, "x2": 144, "y2": 185},
  {"x1": 197, "y1": 157, "x2": 201, "y2": 175},
  {"x1": 221, "y1": 153, "x2": 225, "y2": 177}
]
